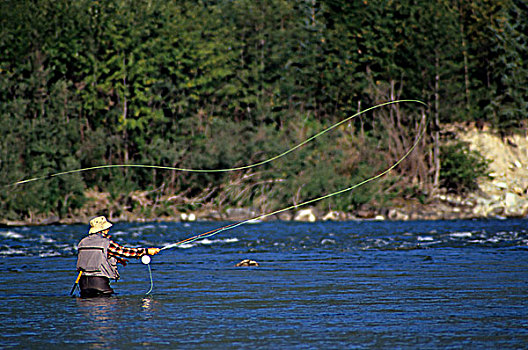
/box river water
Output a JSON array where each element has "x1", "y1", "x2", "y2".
[{"x1": 1, "y1": 219, "x2": 527, "y2": 349}]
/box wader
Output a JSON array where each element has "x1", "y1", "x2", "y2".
[
  {"x1": 77, "y1": 233, "x2": 120, "y2": 298},
  {"x1": 79, "y1": 275, "x2": 114, "y2": 298}
]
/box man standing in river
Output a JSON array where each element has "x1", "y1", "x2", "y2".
[{"x1": 76, "y1": 216, "x2": 160, "y2": 297}]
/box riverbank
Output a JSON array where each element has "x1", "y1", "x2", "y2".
[
  {"x1": 2, "y1": 190, "x2": 525, "y2": 227},
  {"x1": 1, "y1": 198, "x2": 526, "y2": 227},
  {"x1": 2, "y1": 125, "x2": 527, "y2": 227}
]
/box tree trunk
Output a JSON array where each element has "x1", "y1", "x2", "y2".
[
  {"x1": 458, "y1": 0, "x2": 471, "y2": 112},
  {"x1": 122, "y1": 56, "x2": 129, "y2": 176},
  {"x1": 433, "y1": 55, "x2": 441, "y2": 192}
]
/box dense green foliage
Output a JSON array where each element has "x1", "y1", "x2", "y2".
[
  {"x1": 1, "y1": 0, "x2": 526, "y2": 220},
  {"x1": 440, "y1": 142, "x2": 490, "y2": 193}
]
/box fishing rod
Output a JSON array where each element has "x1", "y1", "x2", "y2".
[{"x1": 5, "y1": 99, "x2": 426, "y2": 188}]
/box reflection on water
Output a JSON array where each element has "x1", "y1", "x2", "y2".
[
  {"x1": 75, "y1": 297, "x2": 121, "y2": 348},
  {"x1": 142, "y1": 297, "x2": 152, "y2": 309},
  {"x1": 0, "y1": 219, "x2": 527, "y2": 348}
]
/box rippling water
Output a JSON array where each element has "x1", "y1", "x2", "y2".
[{"x1": 1, "y1": 219, "x2": 527, "y2": 348}]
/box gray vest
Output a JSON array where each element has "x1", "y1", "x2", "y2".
[{"x1": 77, "y1": 234, "x2": 120, "y2": 280}]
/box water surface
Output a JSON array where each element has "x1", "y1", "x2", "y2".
[{"x1": 1, "y1": 219, "x2": 527, "y2": 348}]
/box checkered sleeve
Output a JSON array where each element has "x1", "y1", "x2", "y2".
[{"x1": 108, "y1": 240, "x2": 147, "y2": 259}]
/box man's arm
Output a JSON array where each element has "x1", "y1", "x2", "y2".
[
  {"x1": 108, "y1": 240, "x2": 147, "y2": 259},
  {"x1": 108, "y1": 240, "x2": 160, "y2": 259}
]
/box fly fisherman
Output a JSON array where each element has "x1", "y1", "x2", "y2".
[{"x1": 76, "y1": 216, "x2": 160, "y2": 297}]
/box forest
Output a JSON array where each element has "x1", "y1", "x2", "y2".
[{"x1": 0, "y1": 0, "x2": 527, "y2": 221}]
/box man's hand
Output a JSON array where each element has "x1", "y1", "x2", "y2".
[{"x1": 147, "y1": 248, "x2": 161, "y2": 255}]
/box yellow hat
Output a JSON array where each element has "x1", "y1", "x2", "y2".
[{"x1": 88, "y1": 216, "x2": 113, "y2": 234}]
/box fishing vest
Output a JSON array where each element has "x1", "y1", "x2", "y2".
[{"x1": 77, "y1": 233, "x2": 120, "y2": 280}]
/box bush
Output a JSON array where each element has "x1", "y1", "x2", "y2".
[{"x1": 440, "y1": 142, "x2": 490, "y2": 193}]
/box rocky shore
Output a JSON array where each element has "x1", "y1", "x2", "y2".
[{"x1": 2, "y1": 127, "x2": 527, "y2": 227}]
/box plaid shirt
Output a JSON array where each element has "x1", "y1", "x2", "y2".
[{"x1": 101, "y1": 231, "x2": 147, "y2": 259}]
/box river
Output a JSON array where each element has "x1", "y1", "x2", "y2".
[{"x1": 1, "y1": 219, "x2": 527, "y2": 348}]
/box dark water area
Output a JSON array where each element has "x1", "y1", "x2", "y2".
[{"x1": 1, "y1": 219, "x2": 527, "y2": 349}]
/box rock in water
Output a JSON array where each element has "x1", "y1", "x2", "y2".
[{"x1": 235, "y1": 259, "x2": 259, "y2": 267}]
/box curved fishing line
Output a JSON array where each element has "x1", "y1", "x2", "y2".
[
  {"x1": 161, "y1": 118, "x2": 428, "y2": 251},
  {"x1": 145, "y1": 263, "x2": 153, "y2": 295},
  {"x1": 6, "y1": 99, "x2": 426, "y2": 187}
]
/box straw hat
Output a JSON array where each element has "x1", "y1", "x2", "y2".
[{"x1": 88, "y1": 216, "x2": 113, "y2": 234}]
